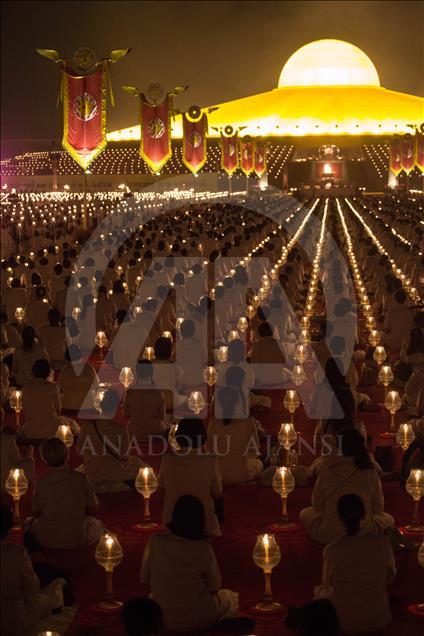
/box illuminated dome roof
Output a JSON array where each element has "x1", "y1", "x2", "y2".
[{"x1": 278, "y1": 39, "x2": 380, "y2": 88}]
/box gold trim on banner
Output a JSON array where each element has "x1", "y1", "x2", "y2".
[
  {"x1": 182, "y1": 113, "x2": 208, "y2": 175},
  {"x1": 139, "y1": 94, "x2": 172, "y2": 174},
  {"x1": 61, "y1": 62, "x2": 107, "y2": 171}
]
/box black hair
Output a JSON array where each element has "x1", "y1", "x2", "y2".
[
  {"x1": 32, "y1": 358, "x2": 51, "y2": 379},
  {"x1": 167, "y1": 495, "x2": 206, "y2": 540},
  {"x1": 175, "y1": 418, "x2": 206, "y2": 449},
  {"x1": 121, "y1": 598, "x2": 163, "y2": 636},
  {"x1": 340, "y1": 427, "x2": 373, "y2": 470},
  {"x1": 0, "y1": 504, "x2": 13, "y2": 539},
  {"x1": 337, "y1": 493, "x2": 366, "y2": 536}
]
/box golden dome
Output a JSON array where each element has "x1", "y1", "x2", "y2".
[{"x1": 278, "y1": 39, "x2": 380, "y2": 88}]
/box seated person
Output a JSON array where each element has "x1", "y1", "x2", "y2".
[
  {"x1": 318, "y1": 493, "x2": 396, "y2": 634},
  {"x1": 26, "y1": 438, "x2": 102, "y2": 550},
  {"x1": 25, "y1": 285, "x2": 51, "y2": 333},
  {"x1": 207, "y1": 386, "x2": 263, "y2": 484},
  {"x1": 22, "y1": 359, "x2": 62, "y2": 440},
  {"x1": 1, "y1": 504, "x2": 66, "y2": 636},
  {"x1": 250, "y1": 322, "x2": 290, "y2": 388},
  {"x1": 39, "y1": 308, "x2": 67, "y2": 370},
  {"x1": 1, "y1": 420, "x2": 35, "y2": 492},
  {"x1": 285, "y1": 599, "x2": 339, "y2": 636},
  {"x1": 124, "y1": 360, "x2": 167, "y2": 440},
  {"x1": 58, "y1": 345, "x2": 99, "y2": 412},
  {"x1": 299, "y1": 428, "x2": 393, "y2": 545},
  {"x1": 141, "y1": 495, "x2": 239, "y2": 632},
  {"x1": 12, "y1": 326, "x2": 49, "y2": 387},
  {"x1": 77, "y1": 389, "x2": 147, "y2": 492},
  {"x1": 176, "y1": 319, "x2": 207, "y2": 388},
  {"x1": 159, "y1": 418, "x2": 222, "y2": 538},
  {"x1": 121, "y1": 598, "x2": 163, "y2": 636},
  {"x1": 382, "y1": 289, "x2": 414, "y2": 350}
]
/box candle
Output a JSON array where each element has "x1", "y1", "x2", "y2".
[
  {"x1": 55, "y1": 424, "x2": 73, "y2": 448},
  {"x1": 217, "y1": 346, "x2": 228, "y2": 362},
  {"x1": 143, "y1": 347, "x2": 155, "y2": 361},
  {"x1": 188, "y1": 391, "x2": 206, "y2": 415},
  {"x1": 119, "y1": 366, "x2": 134, "y2": 388},
  {"x1": 373, "y1": 346, "x2": 387, "y2": 366}
]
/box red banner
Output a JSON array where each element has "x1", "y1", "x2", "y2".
[
  {"x1": 221, "y1": 132, "x2": 238, "y2": 175},
  {"x1": 182, "y1": 113, "x2": 207, "y2": 174},
  {"x1": 239, "y1": 137, "x2": 254, "y2": 175},
  {"x1": 415, "y1": 131, "x2": 424, "y2": 173},
  {"x1": 389, "y1": 139, "x2": 402, "y2": 176},
  {"x1": 139, "y1": 94, "x2": 172, "y2": 173},
  {"x1": 253, "y1": 140, "x2": 267, "y2": 177},
  {"x1": 62, "y1": 64, "x2": 106, "y2": 170},
  {"x1": 401, "y1": 135, "x2": 415, "y2": 174}
]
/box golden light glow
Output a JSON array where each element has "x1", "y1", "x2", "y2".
[
  {"x1": 278, "y1": 39, "x2": 380, "y2": 88},
  {"x1": 107, "y1": 39, "x2": 423, "y2": 141}
]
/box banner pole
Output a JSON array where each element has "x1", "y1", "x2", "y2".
[{"x1": 82, "y1": 171, "x2": 88, "y2": 230}]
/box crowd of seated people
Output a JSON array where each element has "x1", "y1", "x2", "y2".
[{"x1": 0, "y1": 193, "x2": 423, "y2": 635}]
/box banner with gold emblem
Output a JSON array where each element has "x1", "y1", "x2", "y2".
[
  {"x1": 389, "y1": 138, "x2": 402, "y2": 176},
  {"x1": 139, "y1": 91, "x2": 172, "y2": 174},
  {"x1": 239, "y1": 136, "x2": 254, "y2": 175},
  {"x1": 415, "y1": 127, "x2": 424, "y2": 173},
  {"x1": 221, "y1": 126, "x2": 238, "y2": 175},
  {"x1": 36, "y1": 47, "x2": 130, "y2": 171},
  {"x1": 253, "y1": 140, "x2": 267, "y2": 178},
  {"x1": 182, "y1": 107, "x2": 208, "y2": 174},
  {"x1": 401, "y1": 134, "x2": 415, "y2": 174}
]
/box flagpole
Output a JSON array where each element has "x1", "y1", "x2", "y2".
[{"x1": 82, "y1": 170, "x2": 88, "y2": 230}]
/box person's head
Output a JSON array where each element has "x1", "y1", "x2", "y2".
[
  {"x1": 121, "y1": 598, "x2": 163, "y2": 636},
  {"x1": 395, "y1": 289, "x2": 407, "y2": 305},
  {"x1": 175, "y1": 418, "x2": 206, "y2": 449},
  {"x1": 180, "y1": 319, "x2": 195, "y2": 339},
  {"x1": 337, "y1": 493, "x2": 366, "y2": 537},
  {"x1": 10, "y1": 278, "x2": 21, "y2": 289},
  {"x1": 116, "y1": 309, "x2": 129, "y2": 325},
  {"x1": 167, "y1": 495, "x2": 206, "y2": 540},
  {"x1": 113, "y1": 280, "x2": 125, "y2": 294},
  {"x1": 340, "y1": 427, "x2": 373, "y2": 470},
  {"x1": 48, "y1": 308, "x2": 61, "y2": 327},
  {"x1": 227, "y1": 338, "x2": 245, "y2": 364},
  {"x1": 22, "y1": 326, "x2": 36, "y2": 349},
  {"x1": 224, "y1": 364, "x2": 245, "y2": 389},
  {"x1": 329, "y1": 335, "x2": 346, "y2": 357},
  {"x1": 40, "y1": 437, "x2": 68, "y2": 468},
  {"x1": 258, "y1": 322, "x2": 273, "y2": 338},
  {"x1": 135, "y1": 360, "x2": 153, "y2": 381},
  {"x1": 100, "y1": 389, "x2": 121, "y2": 415},
  {"x1": 285, "y1": 599, "x2": 339, "y2": 636},
  {"x1": 64, "y1": 344, "x2": 83, "y2": 362},
  {"x1": 0, "y1": 504, "x2": 14, "y2": 540},
  {"x1": 154, "y1": 336, "x2": 172, "y2": 360},
  {"x1": 32, "y1": 358, "x2": 51, "y2": 380},
  {"x1": 407, "y1": 327, "x2": 424, "y2": 355}
]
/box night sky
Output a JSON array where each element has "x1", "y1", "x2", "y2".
[{"x1": 1, "y1": 0, "x2": 423, "y2": 147}]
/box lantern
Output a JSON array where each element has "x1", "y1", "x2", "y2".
[
  {"x1": 368, "y1": 329, "x2": 381, "y2": 347},
  {"x1": 55, "y1": 423, "x2": 73, "y2": 448},
  {"x1": 272, "y1": 466, "x2": 296, "y2": 529},
  {"x1": 405, "y1": 469, "x2": 424, "y2": 533},
  {"x1": 278, "y1": 423, "x2": 297, "y2": 466},
  {"x1": 95, "y1": 532, "x2": 123, "y2": 610},
  {"x1": 252, "y1": 534, "x2": 282, "y2": 612},
  {"x1": 246, "y1": 305, "x2": 256, "y2": 319},
  {"x1": 95, "y1": 331, "x2": 108, "y2": 359},
  {"x1": 188, "y1": 391, "x2": 206, "y2": 415},
  {"x1": 9, "y1": 389, "x2": 23, "y2": 426},
  {"x1": 14, "y1": 307, "x2": 25, "y2": 324},
  {"x1": 119, "y1": 366, "x2": 134, "y2": 388},
  {"x1": 237, "y1": 316, "x2": 248, "y2": 333},
  {"x1": 300, "y1": 316, "x2": 310, "y2": 330},
  {"x1": 294, "y1": 344, "x2": 308, "y2": 364},
  {"x1": 203, "y1": 366, "x2": 217, "y2": 387},
  {"x1": 217, "y1": 346, "x2": 228, "y2": 363},
  {"x1": 5, "y1": 468, "x2": 28, "y2": 529},
  {"x1": 373, "y1": 346, "x2": 387, "y2": 366},
  {"x1": 135, "y1": 467, "x2": 159, "y2": 529},
  {"x1": 291, "y1": 364, "x2": 306, "y2": 387},
  {"x1": 378, "y1": 364, "x2": 393, "y2": 396},
  {"x1": 396, "y1": 423, "x2": 415, "y2": 451},
  {"x1": 143, "y1": 347, "x2": 155, "y2": 361},
  {"x1": 384, "y1": 390, "x2": 402, "y2": 435},
  {"x1": 71, "y1": 306, "x2": 81, "y2": 320},
  {"x1": 283, "y1": 390, "x2": 300, "y2": 423},
  {"x1": 299, "y1": 329, "x2": 310, "y2": 345},
  {"x1": 228, "y1": 330, "x2": 239, "y2": 342}
]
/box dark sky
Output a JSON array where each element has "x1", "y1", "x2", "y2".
[{"x1": 1, "y1": 0, "x2": 423, "y2": 143}]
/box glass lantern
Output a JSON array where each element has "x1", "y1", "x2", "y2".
[
  {"x1": 9, "y1": 389, "x2": 23, "y2": 426},
  {"x1": 373, "y1": 346, "x2": 387, "y2": 366},
  {"x1": 378, "y1": 364, "x2": 393, "y2": 396},
  {"x1": 396, "y1": 423, "x2": 415, "y2": 451},
  {"x1": 119, "y1": 366, "x2": 134, "y2": 388},
  {"x1": 55, "y1": 423, "x2": 73, "y2": 448},
  {"x1": 272, "y1": 467, "x2": 296, "y2": 529},
  {"x1": 368, "y1": 329, "x2": 381, "y2": 347},
  {"x1": 252, "y1": 534, "x2": 282, "y2": 612},
  {"x1": 405, "y1": 469, "x2": 424, "y2": 533},
  {"x1": 283, "y1": 390, "x2": 300, "y2": 423},
  {"x1": 203, "y1": 366, "x2": 217, "y2": 387},
  {"x1": 135, "y1": 467, "x2": 159, "y2": 530},
  {"x1": 237, "y1": 317, "x2": 248, "y2": 333},
  {"x1": 95, "y1": 331, "x2": 108, "y2": 359},
  {"x1": 384, "y1": 390, "x2": 402, "y2": 436},
  {"x1": 15, "y1": 307, "x2": 25, "y2": 324},
  {"x1": 95, "y1": 532, "x2": 124, "y2": 610},
  {"x1": 217, "y1": 346, "x2": 228, "y2": 363},
  {"x1": 278, "y1": 423, "x2": 298, "y2": 465},
  {"x1": 5, "y1": 468, "x2": 28, "y2": 529},
  {"x1": 188, "y1": 391, "x2": 206, "y2": 415},
  {"x1": 291, "y1": 364, "x2": 306, "y2": 386}
]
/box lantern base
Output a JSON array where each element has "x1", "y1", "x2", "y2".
[
  {"x1": 401, "y1": 524, "x2": 424, "y2": 535},
  {"x1": 254, "y1": 599, "x2": 284, "y2": 613},
  {"x1": 379, "y1": 431, "x2": 396, "y2": 439},
  {"x1": 270, "y1": 521, "x2": 302, "y2": 533},
  {"x1": 136, "y1": 520, "x2": 161, "y2": 531},
  {"x1": 97, "y1": 600, "x2": 123, "y2": 611},
  {"x1": 408, "y1": 603, "x2": 424, "y2": 616}
]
